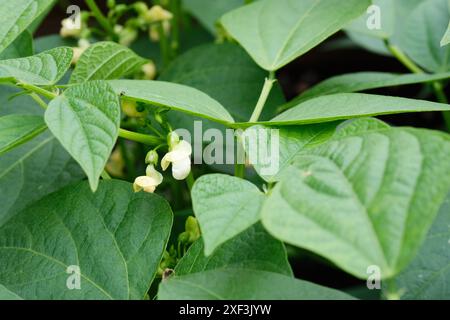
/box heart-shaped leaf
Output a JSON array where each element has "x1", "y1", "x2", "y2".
[
  {"x1": 0, "y1": 180, "x2": 173, "y2": 300},
  {"x1": 262, "y1": 127, "x2": 450, "y2": 279},
  {"x1": 0, "y1": 114, "x2": 46, "y2": 155},
  {"x1": 267, "y1": 93, "x2": 450, "y2": 125},
  {"x1": 0, "y1": 0, "x2": 55, "y2": 54},
  {"x1": 221, "y1": 0, "x2": 370, "y2": 71},
  {"x1": 45, "y1": 81, "x2": 120, "y2": 191},
  {"x1": 158, "y1": 268, "x2": 355, "y2": 300},
  {"x1": 191, "y1": 174, "x2": 265, "y2": 255},
  {"x1": 396, "y1": 193, "x2": 450, "y2": 299},
  {"x1": 175, "y1": 223, "x2": 292, "y2": 276},
  {"x1": 70, "y1": 42, "x2": 148, "y2": 84},
  {"x1": 0, "y1": 47, "x2": 73, "y2": 85},
  {"x1": 109, "y1": 80, "x2": 234, "y2": 124}
]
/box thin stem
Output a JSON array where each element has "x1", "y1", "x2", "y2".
[
  {"x1": 118, "y1": 128, "x2": 164, "y2": 146},
  {"x1": 85, "y1": 0, "x2": 115, "y2": 38},
  {"x1": 170, "y1": 0, "x2": 181, "y2": 56},
  {"x1": 101, "y1": 170, "x2": 111, "y2": 180},
  {"x1": 386, "y1": 41, "x2": 450, "y2": 131},
  {"x1": 384, "y1": 278, "x2": 401, "y2": 300},
  {"x1": 157, "y1": 22, "x2": 170, "y2": 67},
  {"x1": 234, "y1": 163, "x2": 245, "y2": 179},
  {"x1": 17, "y1": 83, "x2": 57, "y2": 99},
  {"x1": 29, "y1": 93, "x2": 48, "y2": 110},
  {"x1": 186, "y1": 171, "x2": 195, "y2": 191},
  {"x1": 249, "y1": 71, "x2": 276, "y2": 122}
]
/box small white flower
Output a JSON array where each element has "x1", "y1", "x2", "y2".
[
  {"x1": 71, "y1": 39, "x2": 90, "y2": 65},
  {"x1": 60, "y1": 18, "x2": 82, "y2": 38},
  {"x1": 144, "y1": 5, "x2": 173, "y2": 23},
  {"x1": 141, "y1": 61, "x2": 156, "y2": 80},
  {"x1": 161, "y1": 140, "x2": 192, "y2": 180},
  {"x1": 133, "y1": 165, "x2": 163, "y2": 193}
]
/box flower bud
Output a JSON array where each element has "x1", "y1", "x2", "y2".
[
  {"x1": 143, "y1": 5, "x2": 173, "y2": 23},
  {"x1": 145, "y1": 150, "x2": 159, "y2": 165},
  {"x1": 141, "y1": 61, "x2": 156, "y2": 80}
]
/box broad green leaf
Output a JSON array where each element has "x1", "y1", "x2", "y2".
[
  {"x1": 70, "y1": 41, "x2": 148, "y2": 84},
  {"x1": 0, "y1": 0, "x2": 55, "y2": 54},
  {"x1": 191, "y1": 174, "x2": 265, "y2": 255},
  {"x1": 0, "y1": 133, "x2": 84, "y2": 226},
  {"x1": 267, "y1": 93, "x2": 450, "y2": 126},
  {"x1": 0, "y1": 284, "x2": 22, "y2": 300},
  {"x1": 243, "y1": 123, "x2": 337, "y2": 182},
  {"x1": 0, "y1": 47, "x2": 73, "y2": 85},
  {"x1": 158, "y1": 268, "x2": 355, "y2": 300},
  {"x1": 0, "y1": 180, "x2": 173, "y2": 300},
  {"x1": 175, "y1": 223, "x2": 292, "y2": 276},
  {"x1": 397, "y1": 0, "x2": 450, "y2": 72},
  {"x1": 281, "y1": 72, "x2": 450, "y2": 108},
  {"x1": 333, "y1": 117, "x2": 390, "y2": 139},
  {"x1": 396, "y1": 193, "x2": 450, "y2": 299},
  {"x1": 221, "y1": 0, "x2": 370, "y2": 71},
  {"x1": 262, "y1": 127, "x2": 450, "y2": 279},
  {"x1": 0, "y1": 114, "x2": 46, "y2": 155},
  {"x1": 441, "y1": 22, "x2": 450, "y2": 47},
  {"x1": 45, "y1": 81, "x2": 120, "y2": 191},
  {"x1": 109, "y1": 80, "x2": 235, "y2": 124},
  {"x1": 0, "y1": 31, "x2": 33, "y2": 60},
  {"x1": 184, "y1": 0, "x2": 243, "y2": 34}
]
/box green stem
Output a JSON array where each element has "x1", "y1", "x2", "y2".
[
  {"x1": 249, "y1": 71, "x2": 276, "y2": 122},
  {"x1": 386, "y1": 41, "x2": 450, "y2": 131},
  {"x1": 119, "y1": 128, "x2": 164, "y2": 146},
  {"x1": 384, "y1": 278, "x2": 401, "y2": 300},
  {"x1": 157, "y1": 22, "x2": 170, "y2": 67},
  {"x1": 18, "y1": 83, "x2": 57, "y2": 99},
  {"x1": 234, "y1": 163, "x2": 245, "y2": 179},
  {"x1": 170, "y1": 0, "x2": 181, "y2": 56},
  {"x1": 101, "y1": 170, "x2": 111, "y2": 180},
  {"x1": 29, "y1": 93, "x2": 48, "y2": 110},
  {"x1": 85, "y1": 0, "x2": 115, "y2": 38},
  {"x1": 186, "y1": 171, "x2": 195, "y2": 191}
]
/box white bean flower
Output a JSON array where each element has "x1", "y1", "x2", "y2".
[
  {"x1": 161, "y1": 140, "x2": 192, "y2": 180},
  {"x1": 133, "y1": 165, "x2": 163, "y2": 193}
]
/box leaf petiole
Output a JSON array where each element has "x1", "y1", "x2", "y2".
[
  {"x1": 118, "y1": 128, "x2": 164, "y2": 146},
  {"x1": 249, "y1": 71, "x2": 276, "y2": 122}
]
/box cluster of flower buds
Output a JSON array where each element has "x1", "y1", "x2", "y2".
[{"x1": 133, "y1": 132, "x2": 192, "y2": 193}]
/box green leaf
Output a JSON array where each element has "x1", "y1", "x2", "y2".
[
  {"x1": 158, "y1": 268, "x2": 355, "y2": 300},
  {"x1": 396, "y1": 0, "x2": 450, "y2": 72},
  {"x1": 0, "y1": 133, "x2": 84, "y2": 226},
  {"x1": 191, "y1": 174, "x2": 265, "y2": 255},
  {"x1": 281, "y1": 72, "x2": 450, "y2": 108},
  {"x1": 109, "y1": 80, "x2": 235, "y2": 124},
  {"x1": 0, "y1": 31, "x2": 33, "y2": 60},
  {"x1": 262, "y1": 127, "x2": 450, "y2": 279},
  {"x1": 441, "y1": 21, "x2": 450, "y2": 47},
  {"x1": 243, "y1": 123, "x2": 337, "y2": 182},
  {"x1": 396, "y1": 193, "x2": 450, "y2": 299},
  {"x1": 267, "y1": 93, "x2": 450, "y2": 126},
  {"x1": 175, "y1": 223, "x2": 292, "y2": 276},
  {"x1": 70, "y1": 41, "x2": 148, "y2": 84},
  {"x1": 0, "y1": 284, "x2": 22, "y2": 300},
  {"x1": 0, "y1": 180, "x2": 173, "y2": 300},
  {"x1": 0, "y1": 47, "x2": 73, "y2": 85},
  {"x1": 45, "y1": 81, "x2": 120, "y2": 191},
  {"x1": 0, "y1": 114, "x2": 46, "y2": 155},
  {"x1": 333, "y1": 117, "x2": 390, "y2": 139},
  {"x1": 221, "y1": 0, "x2": 370, "y2": 71},
  {"x1": 0, "y1": 0, "x2": 54, "y2": 54},
  {"x1": 184, "y1": 0, "x2": 243, "y2": 34}
]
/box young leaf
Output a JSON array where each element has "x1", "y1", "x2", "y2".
[
  {"x1": 70, "y1": 41, "x2": 148, "y2": 84},
  {"x1": 262, "y1": 127, "x2": 450, "y2": 279},
  {"x1": 109, "y1": 80, "x2": 235, "y2": 124},
  {"x1": 243, "y1": 123, "x2": 337, "y2": 182},
  {"x1": 158, "y1": 268, "x2": 355, "y2": 300},
  {"x1": 175, "y1": 223, "x2": 293, "y2": 276},
  {"x1": 0, "y1": 114, "x2": 46, "y2": 155},
  {"x1": 45, "y1": 81, "x2": 120, "y2": 191},
  {"x1": 282, "y1": 72, "x2": 450, "y2": 108},
  {"x1": 396, "y1": 194, "x2": 450, "y2": 299},
  {"x1": 191, "y1": 174, "x2": 265, "y2": 255},
  {"x1": 0, "y1": 31, "x2": 33, "y2": 60},
  {"x1": 0, "y1": 180, "x2": 173, "y2": 300},
  {"x1": 0, "y1": 47, "x2": 73, "y2": 85},
  {"x1": 0, "y1": 0, "x2": 55, "y2": 54},
  {"x1": 221, "y1": 0, "x2": 370, "y2": 71},
  {"x1": 441, "y1": 22, "x2": 450, "y2": 47},
  {"x1": 183, "y1": 0, "x2": 243, "y2": 34},
  {"x1": 396, "y1": 0, "x2": 450, "y2": 72},
  {"x1": 267, "y1": 93, "x2": 450, "y2": 125},
  {"x1": 0, "y1": 133, "x2": 84, "y2": 226}
]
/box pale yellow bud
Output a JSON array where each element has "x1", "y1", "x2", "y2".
[{"x1": 144, "y1": 5, "x2": 173, "y2": 23}]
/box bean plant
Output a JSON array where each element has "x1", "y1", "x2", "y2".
[{"x1": 0, "y1": 0, "x2": 449, "y2": 300}]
